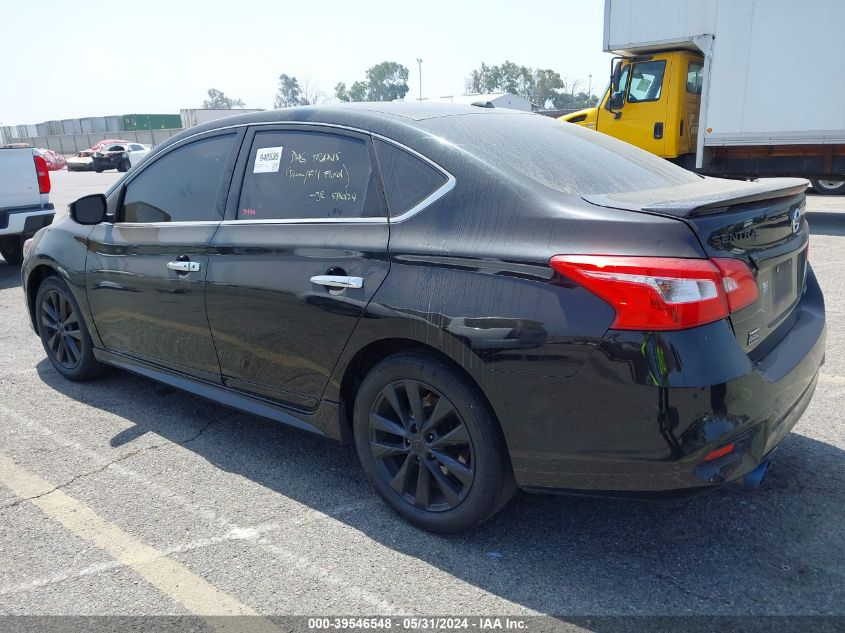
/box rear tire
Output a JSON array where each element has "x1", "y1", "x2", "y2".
[
  {"x1": 0, "y1": 236, "x2": 23, "y2": 265},
  {"x1": 117, "y1": 159, "x2": 130, "y2": 172},
  {"x1": 35, "y1": 276, "x2": 105, "y2": 381},
  {"x1": 810, "y1": 179, "x2": 845, "y2": 195},
  {"x1": 353, "y1": 350, "x2": 515, "y2": 533}
]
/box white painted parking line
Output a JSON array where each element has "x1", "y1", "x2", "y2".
[
  {"x1": 820, "y1": 373, "x2": 845, "y2": 385},
  {"x1": 0, "y1": 452, "x2": 283, "y2": 631}
]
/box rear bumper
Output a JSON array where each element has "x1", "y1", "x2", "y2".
[
  {"x1": 0, "y1": 205, "x2": 55, "y2": 237},
  {"x1": 91, "y1": 157, "x2": 119, "y2": 170},
  {"x1": 489, "y1": 267, "x2": 826, "y2": 495}
]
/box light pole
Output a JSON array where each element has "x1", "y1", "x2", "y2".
[
  {"x1": 588, "y1": 74, "x2": 592, "y2": 96},
  {"x1": 416, "y1": 58, "x2": 423, "y2": 101}
]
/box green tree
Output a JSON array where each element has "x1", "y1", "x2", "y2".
[
  {"x1": 275, "y1": 74, "x2": 324, "y2": 108},
  {"x1": 335, "y1": 80, "x2": 368, "y2": 102},
  {"x1": 465, "y1": 62, "x2": 598, "y2": 110},
  {"x1": 466, "y1": 61, "x2": 533, "y2": 100},
  {"x1": 335, "y1": 61, "x2": 409, "y2": 102},
  {"x1": 274, "y1": 74, "x2": 305, "y2": 108},
  {"x1": 202, "y1": 88, "x2": 245, "y2": 109},
  {"x1": 532, "y1": 68, "x2": 567, "y2": 109}
]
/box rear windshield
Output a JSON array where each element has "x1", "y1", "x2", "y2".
[{"x1": 422, "y1": 113, "x2": 701, "y2": 196}]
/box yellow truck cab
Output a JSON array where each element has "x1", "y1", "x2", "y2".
[
  {"x1": 560, "y1": 50, "x2": 703, "y2": 162},
  {"x1": 562, "y1": 0, "x2": 845, "y2": 193}
]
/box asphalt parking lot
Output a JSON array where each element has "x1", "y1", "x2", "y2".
[{"x1": 1, "y1": 169, "x2": 843, "y2": 621}]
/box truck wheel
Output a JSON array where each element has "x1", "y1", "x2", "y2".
[
  {"x1": 0, "y1": 236, "x2": 23, "y2": 265},
  {"x1": 810, "y1": 179, "x2": 845, "y2": 195}
]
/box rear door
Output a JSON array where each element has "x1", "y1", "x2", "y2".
[
  {"x1": 85, "y1": 130, "x2": 241, "y2": 379},
  {"x1": 204, "y1": 125, "x2": 390, "y2": 409}
]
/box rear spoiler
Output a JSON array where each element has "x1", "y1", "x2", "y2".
[{"x1": 583, "y1": 177, "x2": 808, "y2": 218}]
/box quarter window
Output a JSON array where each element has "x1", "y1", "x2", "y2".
[
  {"x1": 687, "y1": 61, "x2": 704, "y2": 94},
  {"x1": 374, "y1": 139, "x2": 448, "y2": 217},
  {"x1": 237, "y1": 130, "x2": 383, "y2": 220},
  {"x1": 627, "y1": 60, "x2": 666, "y2": 103},
  {"x1": 121, "y1": 134, "x2": 235, "y2": 223}
]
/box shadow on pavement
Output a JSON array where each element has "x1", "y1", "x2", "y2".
[
  {"x1": 35, "y1": 359, "x2": 845, "y2": 617},
  {"x1": 0, "y1": 261, "x2": 22, "y2": 290},
  {"x1": 808, "y1": 212, "x2": 845, "y2": 237}
]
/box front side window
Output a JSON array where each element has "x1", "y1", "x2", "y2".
[
  {"x1": 687, "y1": 61, "x2": 703, "y2": 94},
  {"x1": 627, "y1": 60, "x2": 666, "y2": 103},
  {"x1": 374, "y1": 139, "x2": 448, "y2": 217},
  {"x1": 122, "y1": 134, "x2": 235, "y2": 223},
  {"x1": 237, "y1": 130, "x2": 383, "y2": 220}
]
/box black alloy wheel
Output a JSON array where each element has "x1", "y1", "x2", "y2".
[
  {"x1": 36, "y1": 276, "x2": 104, "y2": 381},
  {"x1": 40, "y1": 287, "x2": 83, "y2": 370},
  {"x1": 353, "y1": 351, "x2": 515, "y2": 533},
  {"x1": 369, "y1": 379, "x2": 475, "y2": 512}
]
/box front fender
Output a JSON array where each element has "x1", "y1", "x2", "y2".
[{"x1": 22, "y1": 217, "x2": 100, "y2": 346}]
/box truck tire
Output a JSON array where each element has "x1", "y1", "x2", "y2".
[
  {"x1": 0, "y1": 236, "x2": 23, "y2": 265},
  {"x1": 810, "y1": 179, "x2": 845, "y2": 195}
]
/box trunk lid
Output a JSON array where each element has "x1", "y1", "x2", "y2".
[{"x1": 584, "y1": 177, "x2": 810, "y2": 352}]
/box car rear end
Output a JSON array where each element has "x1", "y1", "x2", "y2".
[
  {"x1": 417, "y1": 113, "x2": 825, "y2": 494},
  {"x1": 551, "y1": 182, "x2": 825, "y2": 492}
]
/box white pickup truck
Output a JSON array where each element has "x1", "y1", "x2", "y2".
[{"x1": 0, "y1": 147, "x2": 55, "y2": 265}]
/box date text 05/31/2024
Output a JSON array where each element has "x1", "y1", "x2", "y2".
[{"x1": 307, "y1": 617, "x2": 529, "y2": 630}]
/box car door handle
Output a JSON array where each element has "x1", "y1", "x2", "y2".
[
  {"x1": 167, "y1": 261, "x2": 200, "y2": 273},
  {"x1": 310, "y1": 275, "x2": 363, "y2": 289}
]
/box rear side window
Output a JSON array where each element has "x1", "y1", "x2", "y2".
[
  {"x1": 122, "y1": 134, "x2": 235, "y2": 223},
  {"x1": 687, "y1": 61, "x2": 703, "y2": 94},
  {"x1": 237, "y1": 130, "x2": 384, "y2": 220},
  {"x1": 374, "y1": 139, "x2": 448, "y2": 216}
]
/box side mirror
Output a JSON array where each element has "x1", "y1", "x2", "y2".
[
  {"x1": 69, "y1": 194, "x2": 108, "y2": 225},
  {"x1": 611, "y1": 61, "x2": 622, "y2": 93},
  {"x1": 609, "y1": 91, "x2": 625, "y2": 110}
]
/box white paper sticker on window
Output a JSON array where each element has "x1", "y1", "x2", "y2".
[{"x1": 253, "y1": 146, "x2": 283, "y2": 173}]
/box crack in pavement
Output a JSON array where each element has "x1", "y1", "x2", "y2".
[{"x1": 0, "y1": 413, "x2": 234, "y2": 511}]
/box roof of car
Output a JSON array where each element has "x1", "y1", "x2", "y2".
[{"x1": 177, "y1": 102, "x2": 530, "y2": 139}]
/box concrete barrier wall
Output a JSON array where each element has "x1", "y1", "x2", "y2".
[{"x1": 15, "y1": 129, "x2": 183, "y2": 154}]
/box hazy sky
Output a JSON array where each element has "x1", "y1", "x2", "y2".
[{"x1": 0, "y1": 0, "x2": 612, "y2": 125}]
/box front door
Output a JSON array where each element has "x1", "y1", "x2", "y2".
[
  {"x1": 85, "y1": 131, "x2": 240, "y2": 379},
  {"x1": 204, "y1": 126, "x2": 391, "y2": 409},
  {"x1": 600, "y1": 58, "x2": 670, "y2": 157}
]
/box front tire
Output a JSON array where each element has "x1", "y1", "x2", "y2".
[
  {"x1": 117, "y1": 158, "x2": 130, "y2": 172},
  {"x1": 0, "y1": 236, "x2": 23, "y2": 265},
  {"x1": 810, "y1": 179, "x2": 845, "y2": 195},
  {"x1": 35, "y1": 276, "x2": 104, "y2": 381},
  {"x1": 353, "y1": 351, "x2": 515, "y2": 533}
]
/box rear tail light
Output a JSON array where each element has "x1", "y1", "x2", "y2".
[
  {"x1": 711, "y1": 257, "x2": 759, "y2": 312},
  {"x1": 549, "y1": 255, "x2": 758, "y2": 331},
  {"x1": 33, "y1": 155, "x2": 51, "y2": 194}
]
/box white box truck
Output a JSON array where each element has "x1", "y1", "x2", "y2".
[{"x1": 561, "y1": 0, "x2": 845, "y2": 193}]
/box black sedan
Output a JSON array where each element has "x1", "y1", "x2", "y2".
[{"x1": 21, "y1": 104, "x2": 825, "y2": 533}]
